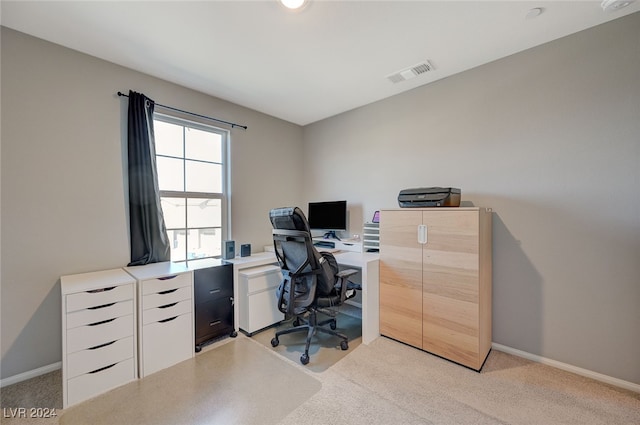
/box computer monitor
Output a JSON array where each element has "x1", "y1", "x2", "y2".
[{"x1": 307, "y1": 200, "x2": 347, "y2": 240}]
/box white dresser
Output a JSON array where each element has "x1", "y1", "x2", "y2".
[
  {"x1": 124, "y1": 262, "x2": 194, "y2": 378},
  {"x1": 61, "y1": 268, "x2": 137, "y2": 408}
]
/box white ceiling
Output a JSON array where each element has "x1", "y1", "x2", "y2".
[{"x1": 2, "y1": 1, "x2": 639, "y2": 125}]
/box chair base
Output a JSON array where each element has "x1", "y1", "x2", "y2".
[{"x1": 270, "y1": 309, "x2": 349, "y2": 365}]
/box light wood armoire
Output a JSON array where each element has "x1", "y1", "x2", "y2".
[{"x1": 379, "y1": 207, "x2": 492, "y2": 371}]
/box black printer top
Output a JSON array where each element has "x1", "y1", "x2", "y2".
[{"x1": 399, "y1": 187, "x2": 460, "y2": 195}]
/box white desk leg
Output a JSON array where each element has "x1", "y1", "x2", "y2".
[
  {"x1": 233, "y1": 266, "x2": 240, "y2": 334},
  {"x1": 362, "y1": 259, "x2": 380, "y2": 345}
]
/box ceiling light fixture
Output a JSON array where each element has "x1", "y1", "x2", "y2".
[
  {"x1": 279, "y1": 0, "x2": 307, "y2": 10},
  {"x1": 601, "y1": 0, "x2": 636, "y2": 11}
]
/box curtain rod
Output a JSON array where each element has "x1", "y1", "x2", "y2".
[{"x1": 117, "y1": 91, "x2": 247, "y2": 130}]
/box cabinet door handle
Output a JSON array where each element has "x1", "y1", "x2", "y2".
[
  {"x1": 158, "y1": 275, "x2": 178, "y2": 281},
  {"x1": 209, "y1": 288, "x2": 221, "y2": 294},
  {"x1": 209, "y1": 320, "x2": 221, "y2": 327},
  {"x1": 159, "y1": 316, "x2": 178, "y2": 323},
  {"x1": 418, "y1": 224, "x2": 427, "y2": 244},
  {"x1": 158, "y1": 302, "x2": 178, "y2": 309}
]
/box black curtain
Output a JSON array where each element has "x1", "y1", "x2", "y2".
[{"x1": 127, "y1": 90, "x2": 171, "y2": 266}]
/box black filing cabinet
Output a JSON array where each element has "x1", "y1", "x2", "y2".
[{"x1": 193, "y1": 262, "x2": 236, "y2": 352}]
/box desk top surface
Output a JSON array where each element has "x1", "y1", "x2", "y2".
[
  {"x1": 124, "y1": 261, "x2": 191, "y2": 280},
  {"x1": 61, "y1": 268, "x2": 136, "y2": 294},
  {"x1": 227, "y1": 250, "x2": 378, "y2": 269},
  {"x1": 332, "y1": 251, "x2": 379, "y2": 268}
]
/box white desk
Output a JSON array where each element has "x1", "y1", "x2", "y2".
[{"x1": 225, "y1": 250, "x2": 380, "y2": 345}]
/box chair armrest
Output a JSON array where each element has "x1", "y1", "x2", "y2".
[
  {"x1": 335, "y1": 269, "x2": 359, "y2": 302},
  {"x1": 336, "y1": 269, "x2": 358, "y2": 279}
]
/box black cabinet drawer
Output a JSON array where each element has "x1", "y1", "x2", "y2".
[
  {"x1": 193, "y1": 264, "x2": 233, "y2": 303},
  {"x1": 195, "y1": 297, "x2": 234, "y2": 345}
]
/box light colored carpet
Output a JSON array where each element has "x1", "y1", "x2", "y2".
[
  {"x1": 280, "y1": 337, "x2": 640, "y2": 425},
  {"x1": 2, "y1": 334, "x2": 639, "y2": 425},
  {"x1": 1, "y1": 369, "x2": 62, "y2": 410}
]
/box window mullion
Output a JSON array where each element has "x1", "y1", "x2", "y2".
[{"x1": 182, "y1": 126, "x2": 188, "y2": 262}]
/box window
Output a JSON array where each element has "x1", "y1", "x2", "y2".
[{"x1": 154, "y1": 114, "x2": 229, "y2": 262}]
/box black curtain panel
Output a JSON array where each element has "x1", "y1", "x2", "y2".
[{"x1": 127, "y1": 90, "x2": 171, "y2": 265}]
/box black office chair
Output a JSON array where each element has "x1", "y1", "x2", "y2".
[{"x1": 268, "y1": 207, "x2": 360, "y2": 365}]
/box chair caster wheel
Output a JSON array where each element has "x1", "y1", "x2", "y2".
[
  {"x1": 195, "y1": 345, "x2": 202, "y2": 353},
  {"x1": 340, "y1": 340, "x2": 348, "y2": 351},
  {"x1": 300, "y1": 353, "x2": 309, "y2": 365},
  {"x1": 293, "y1": 318, "x2": 301, "y2": 327},
  {"x1": 330, "y1": 320, "x2": 337, "y2": 330},
  {"x1": 271, "y1": 337, "x2": 279, "y2": 347},
  {"x1": 230, "y1": 330, "x2": 238, "y2": 338}
]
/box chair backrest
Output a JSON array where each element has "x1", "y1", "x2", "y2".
[{"x1": 269, "y1": 207, "x2": 336, "y2": 315}]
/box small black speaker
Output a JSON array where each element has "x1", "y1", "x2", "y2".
[
  {"x1": 223, "y1": 240, "x2": 235, "y2": 260},
  {"x1": 240, "y1": 244, "x2": 251, "y2": 257}
]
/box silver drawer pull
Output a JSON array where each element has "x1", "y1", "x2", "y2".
[
  {"x1": 88, "y1": 318, "x2": 116, "y2": 326},
  {"x1": 209, "y1": 288, "x2": 221, "y2": 294},
  {"x1": 158, "y1": 275, "x2": 178, "y2": 281},
  {"x1": 159, "y1": 302, "x2": 178, "y2": 309},
  {"x1": 87, "y1": 302, "x2": 116, "y2": 310},
  {"x1": 88, "y1": 340, "x2": 117, "y2": 350},
  {"x1": 87, "y1": 286, "x2": 115, "y2": 293},
  {"x1": 158, "y1": 288, "x2": 178, "y2": 295},
  {"x1": 159, "y1": 316, "x2": 178, "y2": 323},
  {"x1": 209, "y1": 320, "x2": 221, "y2": 327},
  {"x1": 89, "y1": 363, "x2": 117, "y2": 374}
]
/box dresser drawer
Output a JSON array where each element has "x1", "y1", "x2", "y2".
[
  {"x1": 143, "y1": 286, "x2": 191, "y2": 310},
  {"x1": 66, "y1": 315, "x2": 134, "y2": 354},
  {"x1": 66, "y1": 299, "x2": 134, "y2": 329},
  {"x1": 143, "y1": 300, "x2": 192, "y2": 325},
  {"x1": 141, "y1": 273, "x2": 191, "y2": 295},
  {"x1": 244, "y1": 286, "x2": 283, "y2": 334},
  {"x1": 66, "y1": 336, "x2": 134, "y2": 379},
  {"x1": 193, "y1": 265, "x2": 233, "y2": 303},
  {"x1": 195, "y1": 297, "x2": 233, "y2": 344},
  {"x1": 67, "y1": 357, "x2": 136, "y2": 407},
  {"x1": 240, "y1": 265, "x2": 282, "y2": 295},
  {"x1": 66, "y1": 283, "x2": 134, "y2": 313},
  {"x1": 142, "y1": 313, "x2": 193, "y2": 376}
]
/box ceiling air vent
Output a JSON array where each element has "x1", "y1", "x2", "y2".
[{"x1": 386, "y1": 60, "x2": 435, "y2": 84}]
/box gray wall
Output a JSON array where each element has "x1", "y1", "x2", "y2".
[
  {"x1": 2, "y1": 12, "x2": 639, "y2": 387},
  {"x1": 302, "y1": 13, "x2": 640, "y2": 385},
  {"x1": 1, "y1": 27, "x2": 302, "y2": 379}
]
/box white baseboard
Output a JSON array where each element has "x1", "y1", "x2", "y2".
[
  {"x1": 0, "y1": 362, "x2": 61, "y2": 388},
  {"x1": 492, "y1": 343, "x2": 640, "y2": 393}
]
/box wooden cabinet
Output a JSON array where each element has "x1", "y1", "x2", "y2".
[
  {"x1": 125, "y1": 262, "x2": 194, "y2": 378},
  {"x1": 379, "y1": 207, "x2": 492, "y2": 371},
  {"x1": 61, "y1": 269, "x2": 137, "y2": 407}
]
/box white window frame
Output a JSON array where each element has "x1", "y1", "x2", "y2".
[{"x1": 154, "y1": 113, "x2": 231, "y2": 262}]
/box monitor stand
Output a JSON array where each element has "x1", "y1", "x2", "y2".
[{"x1": 322, "y1": 231, "x2": 341, "y2": 240}]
